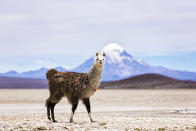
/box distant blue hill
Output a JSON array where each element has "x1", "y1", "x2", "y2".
[{"x1": 0, "y1": 67, "x2": 66, "y2": 79}]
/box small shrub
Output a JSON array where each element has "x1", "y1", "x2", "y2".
[
  {"x1": 134, "y1": 128, "x2": 141, "y2": 131},
  {"x1": 158, "y1": 128, "x2": 165, "y2": 131},
  {"x1": 33, "y1": 126, "x2": 47, "y2": 131}
]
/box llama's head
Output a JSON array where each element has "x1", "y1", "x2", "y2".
[{"x1": 95, "y1": 51, "x2": 105, "y2": 65}]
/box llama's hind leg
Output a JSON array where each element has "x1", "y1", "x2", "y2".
[
  {"x1": 50, "y1": 97, "x2": 62, "y2": 122},
  {"x1": 46, "y1": 98, "x2": 52, "y2": 121},
  {"x1": 82, "y1": 98, "x2": 94, "y2": 122},
  {"x1": 70, "y1": 99, "x2": 79, "y2": 123},
  {"x1": 46, "y1": 97, "x2": 60, "y2": 122},
  {"x1": 51, "y1": 103, "x2": 57, "y2": 122}
]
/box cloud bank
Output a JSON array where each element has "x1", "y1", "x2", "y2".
[{"x1": 0, "y1": 0, "x2": 196, "y2": 71}]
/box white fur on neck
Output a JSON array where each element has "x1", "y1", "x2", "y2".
[{"x1": 88, "y1": 61, "x2": 104, "y2": 89}]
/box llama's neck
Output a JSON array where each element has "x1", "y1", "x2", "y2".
[{"x1": 88, "y1": 62, "x2": 104, "y2": 87}]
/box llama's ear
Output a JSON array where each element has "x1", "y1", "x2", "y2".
[
  {"x1": 103, "y1": 52, "x2": 105, "y2": 57},
  {"x1": 96, "y1": 52, "x2": 99, "y2": 56}
]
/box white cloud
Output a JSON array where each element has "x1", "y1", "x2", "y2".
[{"x1": 0, "y1": 0, "x2": 196, "y2": 71}]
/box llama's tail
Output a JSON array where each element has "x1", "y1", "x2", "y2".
[{"x1": 46, "y1": 69, "x2": 57, "y2": 80}]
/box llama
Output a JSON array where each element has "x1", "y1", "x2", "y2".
[{"x1": 45, "y1": 51, "x2": 105, "y2": 123}]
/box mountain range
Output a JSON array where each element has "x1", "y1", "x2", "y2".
[{"x1": 0, "y1": 43, "x2": 196, "y2": 81}]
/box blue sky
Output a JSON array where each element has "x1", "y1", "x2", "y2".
[{"x1": 0, "y1": 0, "x2": 196, "y2": 72}]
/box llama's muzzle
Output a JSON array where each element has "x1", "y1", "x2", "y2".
[{"x1": 99, "y1": 61, "x2": 103, "y2": 64}]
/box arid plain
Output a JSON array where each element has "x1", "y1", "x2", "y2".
[{"x1": 0, "y1": 89, "x2": 196, "y2": 131}]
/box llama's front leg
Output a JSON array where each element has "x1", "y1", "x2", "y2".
[
  {"x1": 82, "y1": 98, "x2": 94, "y2": 122},
  {"x1": 70, "y1": 100, "x2": 79, "y2": 123}
]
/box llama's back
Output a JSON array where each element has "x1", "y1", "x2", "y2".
[
  {"x1": 47, "y1": 70, "x2": 89, "y2": 85},
  {"x1": 50, "y1": 72, "x2": 89, "y2": 89}
]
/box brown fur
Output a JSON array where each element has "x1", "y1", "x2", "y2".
[{"x1": 46, "y1": 70, "x2": 92, "y2": 105}]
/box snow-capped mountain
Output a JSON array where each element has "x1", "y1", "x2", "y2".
[
  {"x1": 73, "y1": 43, "x2": 196, "y2": 81},
  {"x1": 0, "y1": 43, "x2": 196, "y2": 81}
]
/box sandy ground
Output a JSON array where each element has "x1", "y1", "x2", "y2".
[{"x1": 0, "y1": 89, "x2": 196, "y2": 131}]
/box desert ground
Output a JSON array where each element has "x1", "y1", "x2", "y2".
[{"x1": 0, "y1": 89, "x2": 196, "y2": 131}]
